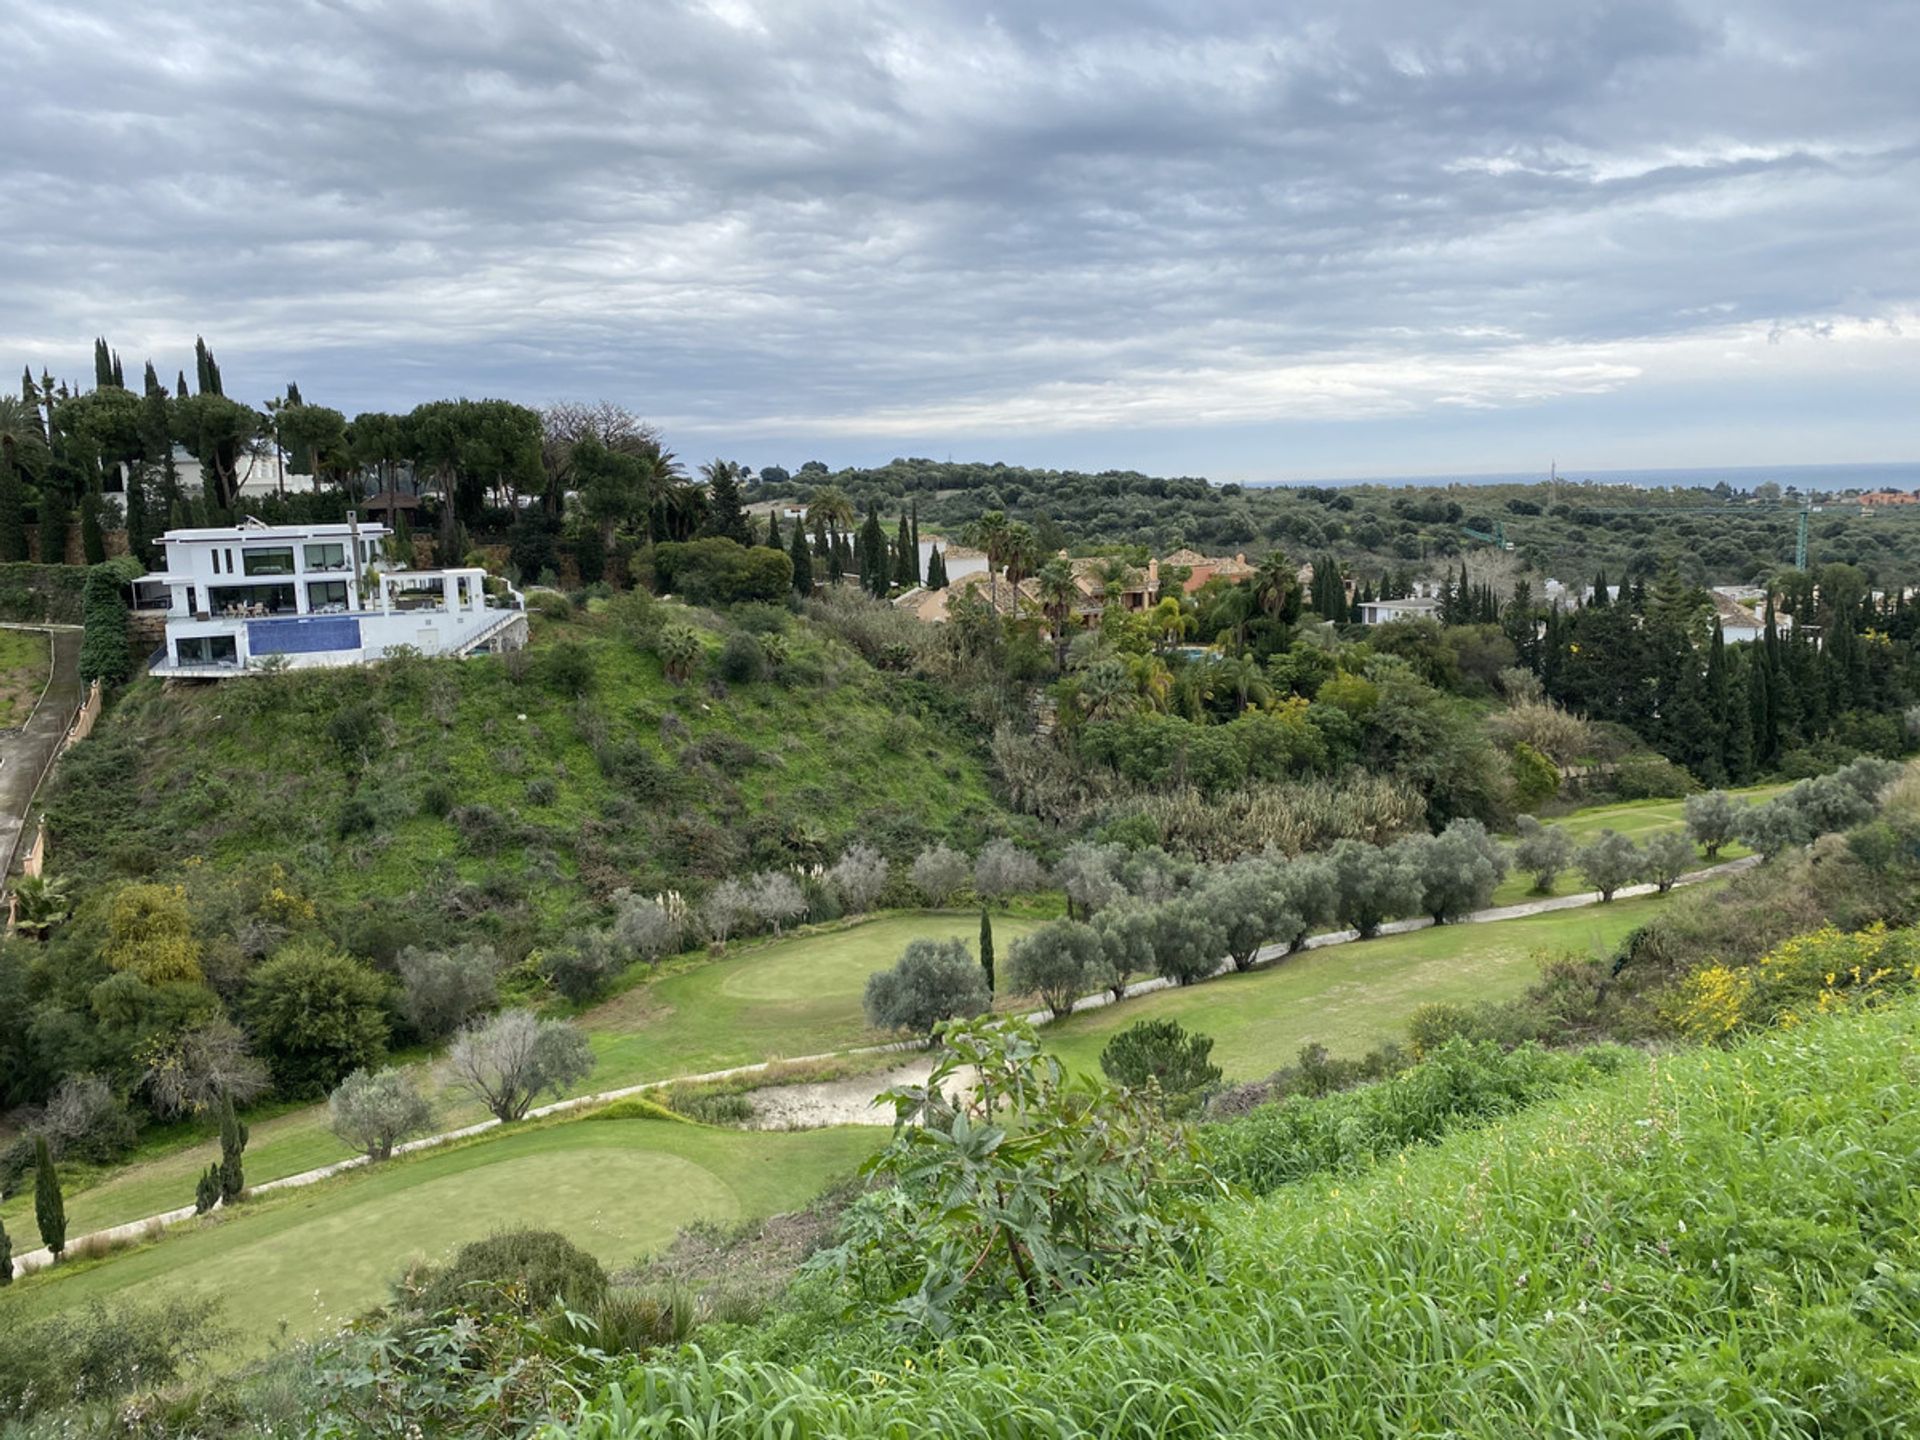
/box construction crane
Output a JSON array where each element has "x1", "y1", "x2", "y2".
[{"x1": 1461, "y1": 519, "x2": 1514, "y2": 550}]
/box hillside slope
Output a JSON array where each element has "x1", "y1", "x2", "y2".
[
  {"x1": 43, "y1": 597, "x2": 1013, "y2": 953},
  {"x1": 566, "y1": 998, "x2": 1920, "y2": 1438}
]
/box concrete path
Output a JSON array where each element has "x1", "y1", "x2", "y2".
[
  {"x1": 4, "y1": 854, "x2": 1756, "y2": 1280},
  {"x1": 0, "y1": 627, "x2": 81, "y2": 875}
]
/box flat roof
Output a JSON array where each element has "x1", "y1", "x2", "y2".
[{"x1": 160, "y1": 520, "x2": 392, "y2": 543}]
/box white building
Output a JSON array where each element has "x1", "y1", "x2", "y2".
[
  {"x1": 1357, "y1": 596, "x2": 1441, "y2": 625},
  {"x1": 145, "y1": 517, "x2": 525, "y2": 678}
]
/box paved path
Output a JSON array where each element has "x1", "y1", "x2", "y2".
[
  {"x1": 5, "y1": 854, "x2": 1756, "y2": 1280},
  {"x1": 0, "y1": 627, "x2": 81, "y2": 875}
]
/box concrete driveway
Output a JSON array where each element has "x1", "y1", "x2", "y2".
[{"x1": 0, "y1": 627, "x2": 82, "y2": 872}]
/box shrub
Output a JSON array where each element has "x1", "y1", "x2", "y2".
[
  {"x1": 397, "y1": 943, "x2": 503, "y2": 1041},
  {"x1": 0, "y1": 1295, "x2": 227, "y2": 1421},
  {"x1": 1513, "y1": 814, "x2": 1573, "y2": 891},
  {"x1": 716, "y1": 632, "x2": 769, "y2": 684},
  {"x1": 612, "y1": 891, "x2": 683, "y2": 964},
  {"x1": 746, "y1": 871, "x2": 807, "y2": 935},
  {"x1": 1737, "y1": 798, "x2": 1811, "y2": 861},
  {"x1": 1611, "y1": 752, "x2": 1695, "y2": 800},
  {"x1": 37, "y1": 1073, "x2": 136, "y2": 1163},
  {"x1": 101, "y1": 881, "x2": 202, "y2": 984},
  {"x1": 414, "y1": 1229, "x2": 609, "y2": 1318},
  {"x1": 1099, "y1": 1019, "x2": 1222, "y2": 1114},
  {"x1": 541, "y1": 931, "x2": 623, "y2": 1003},
  {"x1": 1574, "y1": 829, "x2": 1640, "y2": 902},
  {"x1": 863, "y1": 937, "x2": 990, "y2": 1035},
  {"x1": 1664, "y1": 922, "x2": 1920, "y2": 1039},
  {"x1": 328, "y1": 1067, "x2": 435, "y2": 1160},
  {"x1": 909, "y1": 843, "x2": 969, "y2": 906},
  {"x1": 652, "y1": 538, "x2": 793, "y2": 606},
  {"x1": 1004, "y1": 919, "x2": 1103, "y2": 1019},
  {"x1": 247, "y1": 940, "x2": 391, "y2": 1094}
]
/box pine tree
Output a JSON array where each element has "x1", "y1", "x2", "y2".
[
  {"x1": 788, "y1": 517, "x2": 813, "y2": 595},
  {"x1": 0, "y1": 1212, "x2": 11, "y2": 1285},
  {"x1": 34, "y1": 1135, "x2": 65, "y2": 1258},
  {"x1": 979, "y1": 907, "x2": 995, "y2": 993},
  {"x1": 218, "y1": 1092, "x2": 248, "y2": 1203}
]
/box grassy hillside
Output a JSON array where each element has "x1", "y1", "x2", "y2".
[
  {"x1": 0, "y1": 1111, "x2": 878, "y2": 1358},
  {"x1": 44, "y1": 597, "x2": 1014, "y2": 950},
  {"x1": 564, "y1": 995, "x2": 1920, "y2": 1438}
]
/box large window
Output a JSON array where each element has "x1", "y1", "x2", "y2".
[
  {"x1": 243, "y1": 546, "x2": 296, "y2": 576},
  {"x1": 175, "y1": 634, "x2": 238, "y2": 666},
  {"x1": 209, "y1": 583, "x2": 297, "y2": 615},
  {"x1": 304, "y1": 542, "x2": 348, "y2": 571},
  {"x1": 307, "y1": 580, "x2": 350, "y2": 612}
]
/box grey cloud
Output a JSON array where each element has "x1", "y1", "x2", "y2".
[{"x1": 1, "y1": 0, "x2": 1915, "y2": 455}]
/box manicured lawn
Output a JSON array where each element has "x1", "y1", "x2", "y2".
[
  {"x1": 1488, "y1": 782, "x2": 1788, "y2": 906},
  {"x1": 0, "y1": 1116, "x2": 879, "y2": 1357},
  {"x1": 1, "y1": 910, "x2": 1032, "y2": 1245},
  {"x1": 1042, "y1": 893, "x2": 1671, "y2": 1082},
  {"x1": 0, "y1": 627, "x2": 49, "y2": 729}
]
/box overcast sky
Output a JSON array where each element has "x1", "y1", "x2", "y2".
[{"x1": 3, "y1": 1, "x2": 1916, "y2": 481}]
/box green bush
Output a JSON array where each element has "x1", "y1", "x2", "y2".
[
  {"x1": 413, "y1": 1228, "x2": 610, "y2": 1318},
  {"x1": 653, "y1": 539, "x2": 792, "y2": 606},
  {"x1": 1099, "y1": 1019, "x2": 1222, "y2": 1114},
  {"x1": 0, "y1": 1295, "x2": 226, "y2": 1421},
  {"x1": 716, "y1": 632, "x2": 769, "y2": 684}
]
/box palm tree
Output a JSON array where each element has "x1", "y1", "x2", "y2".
[
  {"x1": 1147, "y1": 596, "x2": 1195, "y2": 654},
  {"x1": 657, "y1": 624, "x2": 701, "y2": 683},
  {"x1": 1212, "y1": 585, "x2": 1257, "y2": 654},
  {"x1": 1213, "y1": 654, "x2": 1272, "y2": 714},
  {"x1": 962, "y1": 510, "x2": 1012, "y2": 613},
  {"x1": 11, "y1": 873, "x2": 71, "y2": 940},
  {"x1": 1002, "y1": 522, "x2": 1038, "y2": 591},
  {"x1": 1076, "y1": 656, "x2": 1136, "y2": 721},
  {"x1": 1036, "y1": 557, "x2": 1079, "y2": 671},
  {"x1": 1253, "y1": 551, "x2": 1296, "y2": 625},
  {"x1": 807, "y1": 484, "x2": 856, "y2": 559},
  {"x1": 0, "y1": 396, "x2": 49, "y2": 479},
  {"x1": 1096, "y1": 557, "x2": 1136, "y2": 607},
  {"x1": 1125, "y1": 653, "x2": 1175, "y2": 712}
]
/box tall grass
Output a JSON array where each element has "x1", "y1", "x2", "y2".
[{"x1": 559, "y1": 999, "x2": 1920, "y2": 1438}]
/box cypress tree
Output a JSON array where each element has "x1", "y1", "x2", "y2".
[
  {"x1": 218, "y1": 1092, "x2": 248, "y2": 1204},
  {"x1": 93, "y1": 337, "x2": 113, "y2": 389},
  {"x1": 112, "y1": 351, "x2": 124, "y2": 388},
  {"x1": 0, "y1": 458, "x2": 25, "y2": 564},
  {"x1": 765, "y1": 506, "x2": 782, "y2": 550},
  {"x1": 892, "y1": 514, "x2": 915, "y2": 587},
  {"x1": 788, "y1": 516, "x2": 813, "y2": 595},
  {"x1": 910, "y1": 498, "x2": 921, "y2": 579},
  {"x1": 37, "y1": 468, "x2": 71, "y2": 565},
  {"x1": 78, "y1": 564, "x2": 132, "y2": 685},
  {"x1": 811, "y1": 513, "x2": 829, "y2": 558},
  {"x1": 142, "y1": 359, "x2": 161, "y2": 397},
  {"x1": 1723, "y1": 654, "x2": 1755, "y2": 783},
  {"x1": 1749, "y1": 639, "x2": 1776, "y2": 764},
  {"x1": 0, "y1": 1212, "x2": 11, "y2": 1285},
  {"x1": 979, "y1": 907, "x2": 995, "y2": 993},
  {"x1": 195, "y1": 1162, "x2": 221, "y2": 1214},
  {"x1": 79, "y1": 485, "x2": 106, "y2": 564},
  {"x1": 175, "y1": 370, "x2": 188, "y2": 400},
  {"x1": 828, "y1": 535, "x2": 844, "y2": 586},
  {"x1": 1590, "y1": 569, "x2": 1609, "y2": 608},
  {"x1": 34, "y1": 1135, "x2": 65, "y2": 1258},
  {"x1": 859, "y1": 506, "x2": 887, "y2": 595},
  {"x1": 19, "y1": 365, "x2": 32, "y2": 409},
  {"x1": 926, "y1": 544, "x2": 947, "y2": 589}
]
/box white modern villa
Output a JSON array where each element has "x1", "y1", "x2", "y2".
[{"x1": 145, "y1": 516, "x2": 526, "y2": 677}]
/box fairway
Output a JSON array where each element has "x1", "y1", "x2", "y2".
[
  {"x1": 1043, "y1": 893, "x2": 1668, "y2": 1081},
  {"x1": 1, "y1": 910, "x2": 1028, "y2": 1245},
  {"x1": 0, "y1": 1117, "x2": 879, "y2": 1357}
]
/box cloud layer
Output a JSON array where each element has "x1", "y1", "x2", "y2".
[{"x1": 3, "y1": 1, "x2": 1916, "y2": 475}]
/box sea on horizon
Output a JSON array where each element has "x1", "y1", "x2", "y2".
[{"x1": 1255, "y1": 461, "x2": 1920, "y2": 493}]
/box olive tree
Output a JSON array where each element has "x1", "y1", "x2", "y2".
[
  {"x1": 1575, "y1": 829, "x2": 1641, "y2": 901},
  {"x1": 1199, "y1": 860, "x2": 1300, "y2": 971},
  {"x1": 328, "y1": 1067, "x2": 435, "y2": 1160},
  {"x1": 746, "y1": 872, "x2": 807, "y2": 935},
  {"x1": 1397, "y1": 819, "x2": 1506, "y2": 924},
  {"x1": 1091, "y1": 900, "x2": 1157, "y2": 1000},
  {"x1": 1116, "y1": 846, "x2": 1191, "y2": 904},
  {"x1": 1326, "y1": 839, "x2": 1422, "y2": 938},
  {"x1": 826, "y1": 843, "x2": 889, "y2": 914},
  {"x1": 909, "y1": 843, "x2": 970, "y2": 907},
  {"x1": 1682, "y1": 790, "x2": 1741, "y2": 860},
  {"x1": 396, "y1": 943, "x2": 503, "y2": 1040},
  {"x1": 1004, "y1": 919, "x2": 1103, "y2": 1019},
  {"x1": 445, "y1": 1010, "x2": 595, "y2": 1122},
  {"x1": 1513, "y1": 815, "x2": 1573, "y2": 892},
  {"x1": 1785, "y1": 772, "x2": 1875, "y2": 837},
  {"x1": 1272, "y1": 855, "x2": 1335, "y2": 952},
  {"x1": 863, "y1": 937, "x2": 991, "y2": 1035},
  {"x1": 973, "y1": 839, "x2": 1044, "y2": 906},
  {"x1": 703, "y1": 878, "x2": 752, "y2": 947},
  {"x1": 612, "y1": 891, "x2": 683, "y2": 963},
  {"x1": 1641, "y1": 829, "x2": 1696, "y2": 893},
  {"x1": 1056, "y1": 841, "x2": 1125, "y2": 917},
  {"x1": 1737, "y1": 799, "x2": 1812, "y2": 861},
  {"x1": 1149, "y1": 898, "x2": 1225, "y2": 986}
]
